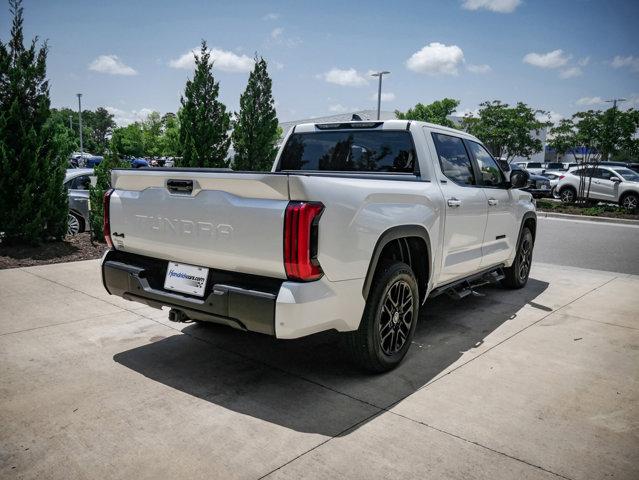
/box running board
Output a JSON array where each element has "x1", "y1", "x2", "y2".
[{"x1": 429, "y1": 266, "x2": 505, "y2": 301}]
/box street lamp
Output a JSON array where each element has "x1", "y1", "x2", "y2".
[
  {"x1": 371, "y1": 71, "x2": 390, "y2": 120},
  {"x1": 76, "y1": 93, "x2": 83, "y2": 157}
]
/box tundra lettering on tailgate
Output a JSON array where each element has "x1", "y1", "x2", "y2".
[{"x1": 134, "y1": 214, "x2": 233, "y2": 239}]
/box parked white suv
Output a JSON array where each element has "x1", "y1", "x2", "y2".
[
  {"x1": 556, "y1": 165, "x2": 639, "y2": 209},
  {"x1": 100, "y1": 120, "x2": 535, "y2": 371}
]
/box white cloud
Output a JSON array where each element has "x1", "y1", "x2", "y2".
[
  {"x1": 559, "y1": 66, "x2": 582, "y2": 79},
  {"x1": 106, "y1": 106, "x2": 155, "y2": 126},
  {"x1": 328, "y1": 104, "x2": 349, "y2": 113},
  {"x1": 406, "y1": 42, "x2": 464, "y2": 75},
  {"x1": 169, "y1": 47, "x2": 254, "y2": 73},
  {"x1": 88, "y1": 55, "x2": 137, "y2": 76},
  {"x1": 320, "y1": 68, "x2": 369, "y2": 87},
  {"x1": 263, "y1": 13, "x2": 280, "y2": 21},
  {"x1": 575, "y1": 96, "x2": 605, "y2": 106},
  {"x1": 454, "y1": 107, "x2": 480, "y2": 118},
  {"x1": 369, "y1": 92, "x2": 396, "y2": 102},
  {"x1": 461, "y1": 0, "x2": 521, "y2": 13},
  {"x1": 611, "y1": 55, "x2": 639, "y2": 72},
  {"x1": 271, "y1": 27, "x2": 284, "y2": 39},
  {"x1": 536, "y1": 110, "x2": 564, "y2": 124},
  {"x1": 467, "y1": 63, "x2": 492, "y2": 74},
  {"x1": 578, "y1": 56, "x2": 590, "y2": 67},
  {"x1": 523, "y1": 49, "x2": 570, "y2": 69}
]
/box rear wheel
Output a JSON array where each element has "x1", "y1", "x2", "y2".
[
  {"x1": 67, "y1": 213, "x2": 82, "y2": 235},
  {"x1": 344, "y1": 261, "x2": 418, "y2": 373},
  {"x1": 501, "y1": 227, "x2": 533, "y2": 289},
  {"x1": 560, "y1": 187, "x2": 576, "y2": 204}
]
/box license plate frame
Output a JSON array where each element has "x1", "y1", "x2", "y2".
[{"x1": 164, "y1": 261, "x2": 209, "y2": 297}]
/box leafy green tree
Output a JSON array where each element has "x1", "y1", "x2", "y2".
[
  {"x1": 159, "y1": 112, "x2": 181, "y2": 157},
  {"x1": 111, "y1": 123, "x2": 145, "y2": 157},
  {"x1": 142, "y1": 111, "x2": 162, "y2": 157},
  {"x1": 0, "y1": 0, "x2": 68, "y2": 244},
  {"x1": 548, "y1": 118, "x2": 578, "y2": 162},
  {"x1": 395, "y1": 98, "x2": 460, "y2": 128},
  {"x1": 177, "y1": 40, "x2": 231, "y2": 168},
  {"x1": 231, "y1": 57, "x2": 279, "y2": 171},
  {"x1": 90, "y1": 107, "x2": 115, "y2": 154},
  {"x1": 462, "y1": 100, "x2": 549, "y2": 161},
  {"x1": 88, "y1": 150, "x2": 129, "y2": 240}
]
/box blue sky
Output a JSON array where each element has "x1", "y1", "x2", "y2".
[{"x1": 3, "y1": 0, "x2": 638, "y2": 125}]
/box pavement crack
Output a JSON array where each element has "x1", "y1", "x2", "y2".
[{"x1": 388, "y1": 411, "x2": 575, "y2": 480}]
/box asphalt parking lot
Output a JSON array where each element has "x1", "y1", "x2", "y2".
[{"x1": 1, "y1": 259, "x2": 638, "y2": 479}]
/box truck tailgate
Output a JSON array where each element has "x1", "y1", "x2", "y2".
[{"x1": 108, "y1": 169, "x2": 290, "y2": 278}]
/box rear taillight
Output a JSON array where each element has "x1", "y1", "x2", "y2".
[
  {"x1": 103, "y1": 188, "x2": 114, "y2": 248},
  {"x1": 559, "y1": 175, "x2": 565, "y2": 180},
  {"x1": 284, "y1": 202, "x2": 324, "y2": 281}
]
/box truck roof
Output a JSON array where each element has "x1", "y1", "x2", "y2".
[{"x1": 292, "y1": 119, "x2": 478, "y2": 140}]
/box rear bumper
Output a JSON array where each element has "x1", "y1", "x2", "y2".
[{"x1": 101, "y1": 250, "x2": 365, "y2": 339}]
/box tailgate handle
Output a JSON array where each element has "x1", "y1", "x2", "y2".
[{"x1": 167, "y1": 179, "x2": 193, "y2": 194}]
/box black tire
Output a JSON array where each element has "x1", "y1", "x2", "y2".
[
  {"x1": 501, "y1": 227, "x2": 534, "y2": 289},
  {"x1": 344, "y1": 261, "x2": 419, "y2": 373},
  {"x1": 559, "y1": 186, "x2": 576, "y2": 204},
  {"x1": 620, "y1": 192, "x2": 638, "y2": 211}
]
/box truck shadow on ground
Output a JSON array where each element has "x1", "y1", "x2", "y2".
[{"x1": 114, "y1": 278, "x2": 549, "y2": 436}]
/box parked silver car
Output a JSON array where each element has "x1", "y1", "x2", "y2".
[
  {"x1": 555, "y1": 166, "x2": 639, "y2": 209},
  {"x1": 65, "y1": 168, "x2": 95, "y2": 235}
]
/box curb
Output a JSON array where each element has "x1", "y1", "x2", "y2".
[{"x1": 537, "y1": 211, "x2": 639, "y2": 225}]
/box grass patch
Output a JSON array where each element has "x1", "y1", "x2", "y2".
[{"x1": 536, "y1": 199, "x2": 639, "y2": 220}]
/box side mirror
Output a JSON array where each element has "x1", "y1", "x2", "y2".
[
  {"x1": 611, "y1": 176, "x2": 621, "y2": 183},
  {"x1": 509, "y1": 170, "x2": 529, "y2": 189}
]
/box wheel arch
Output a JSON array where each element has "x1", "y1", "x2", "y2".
[{"x1": 362, "y1": 225, "x2": 432, "y2": 302}]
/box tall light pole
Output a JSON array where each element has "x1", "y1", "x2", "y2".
[
  {"x1": 68, "y1": 115, "x2": 72, "y2": 130},
  {"x1": 604, "y1": 98, "x2": 626, "y2": 160},
  {"x1": 371, "y1": 71, "x2": 390, "y2": 120},
  {"x1": 76, "y1": 93, "x2": 83, "y2": 157}
]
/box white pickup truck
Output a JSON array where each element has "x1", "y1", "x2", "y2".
[{"x1": 101, "y1": 120, "x2": 535, "y2": 372}]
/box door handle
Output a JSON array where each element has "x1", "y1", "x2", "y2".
[
  {"x1": 488, "y1": 198, "x2": 498, "y2": 206},
  {"x1": 447, "y1": 198, "x2": 462, "y2": 208}
]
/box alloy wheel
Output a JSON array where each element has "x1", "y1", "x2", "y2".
[
  {"x1": 378, "y1": 280, "x2": 414, "y2": 356},
  {"x1": 518, "y1": 237, "x2": 532, "y2": 282},
  {"x1": 561, "y1": 189, "x2": 574, "y2": 203},
  {"x1": 622, "y1": 195, "x2": 638, "y2": 210},
  {"x1": 67, "y1": 213, "x2": 80, "y2": 235}
]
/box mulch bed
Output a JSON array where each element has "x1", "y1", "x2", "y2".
[{"x1": 0, "y1": 233, "x2": 108, "y2": 270}]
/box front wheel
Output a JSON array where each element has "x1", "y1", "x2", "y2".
[
  {"x1": 620, "y1": 192, "x2": 638, "y2": 211},
  {"x1": 344, "y1": 261, "x2": 419, "y2": 373},
  {"x1": 501, "y1": 227, "x2": 534, "y2": 289}
]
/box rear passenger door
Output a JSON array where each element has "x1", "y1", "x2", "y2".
[
  {"x1": 430, "y1": 132, "x2": 488, "y2": 284},
  {"x1": 465, "y1": 141, "x2": 518, "y2": 267}
]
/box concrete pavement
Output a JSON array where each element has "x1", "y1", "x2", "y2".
[
  {"x1": 535, "y1": 216, "x2": 639, "y2": 275},
  {"x1": 0, "y1": 260, "x2": 638, "y2": 479}
]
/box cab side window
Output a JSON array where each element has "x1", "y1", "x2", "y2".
[
  {"x1": 466, "y1": 141, "x2": 505, "y2": 188},
  {"x1": 431, "y1": 133, "x2": 476, "y2": 186}
]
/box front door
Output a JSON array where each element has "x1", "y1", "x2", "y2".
[
  {"x1": 429, "y1": 131, "x2": 488, "y2": 284},
  {"x1": 464, "y1": 140, "x2": 518, "y2": 267},
  {"x1": 589, "y1": 168, "x2": 618, "y2": 201}
]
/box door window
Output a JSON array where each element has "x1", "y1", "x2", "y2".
[
  {"x1": 466, "y1": 141, "x2": 505, "y2": 187},
  {"x1": 431, "y1": 133, "x2": 476, "y2": 186},
  {"x1": 593, "y1": 169, "x2": 614, "y2": 180},
  {"x1": 69, "y1": 175, "x2": 92, "y2": 190}
]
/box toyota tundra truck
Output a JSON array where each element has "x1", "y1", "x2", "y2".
[{"x1": 101, "y1": 120, "x2": 535, "y2": 372}]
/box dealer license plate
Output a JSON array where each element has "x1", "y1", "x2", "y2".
[{"x1": 164, "y1": 262, "x2": 209, "y2": 297}]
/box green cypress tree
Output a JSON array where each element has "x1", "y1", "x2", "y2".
[
  {"x1": 177, "y1": 41, "x2": 231, "y2": 168},
  {"x1": 231, "y1": 57, "x2": 279, "y2": 171},
  {"x1": 0, "y1": 0, "x2": 68, "y2": 244}
]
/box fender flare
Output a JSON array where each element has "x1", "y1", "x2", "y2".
[
  {"x1": 518, "y1": 211, "x2": 537, "y2": 244},
  {"x1": 362, "y1": 225, "x2": 432, "y2": 300}
]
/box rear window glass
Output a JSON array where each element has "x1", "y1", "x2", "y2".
[
  {"x1": 526, "y1": 163, "x2": 542, "y2": 168},
  {"x1": 278, "y1": 130, "x2": 417, "y2": 173}
]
